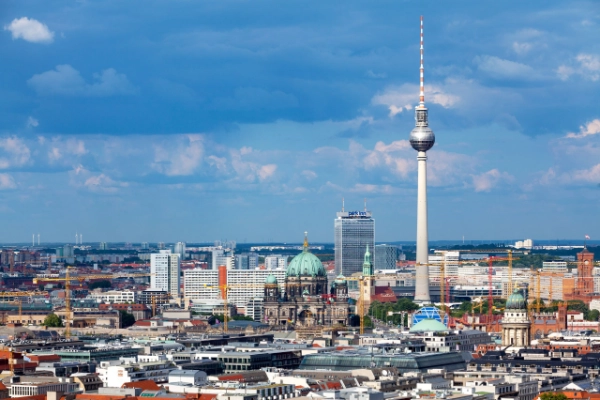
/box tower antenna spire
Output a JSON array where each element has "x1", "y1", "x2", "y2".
[
  {"x1": 342, "y1": 197, "x2": 345, "y2": 212},
  {"x1": 419, "y1": 15, "x2": 425, "y2": 107}
]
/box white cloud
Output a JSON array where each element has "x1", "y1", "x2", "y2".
[
  {"x1": 571, "y1": 164, "x2": 600, "y2": 183},
  {"x1": 474, "y1": 55, "x2": 535, "y2": 79},
  {"x1": 48, "y1": 138, "x2": 88, "y2": 162},
  {"x1": 4, "y1": 17, "x2": 54, "y2": 43},
  {"x1": 69, "y1": 164, "x2": 125, "y2": 193},
  {"x1": 257, "y1": 164, "x2": 277, "y2": 181},
  {"x1": 28, "y1": 65, "x2": 137, "y2": 96},
  {"x1": 557, "y1": 54, "x2": 600, "y2": 81},
  {"x1": 0, "y1": 137, "x2": 31, "y2": 169},
  {"x1": 371, "y1": 84, "x2": 459, "y2": 117},
  {"x1": 471, "y1": 169, "x2": 514, "y2": 192},
  {"x1": 26, "y1": 116, "x2": 39, "y2": 128},
  {"x1": 301, "y1": 170, "x2": 317, "y2": 180},
  {"x1": 512, "y1": 42, "x2": 532, "y2": 55},
  {"x1": 0, "y1": 174, "x2": 16, "y2": 190},
  {"x1": 566, "y1": 119, "x2": 600, "y2": 139},
  {"x1": 153, "y1": 135, "x2": 205, "y2": 176}
]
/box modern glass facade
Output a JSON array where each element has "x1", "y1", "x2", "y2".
[
  {"x1": 334, "y1": 211, "x2": 375, "y2": 276},
  {"x1": 374, "y1": 244, "x2": 399, "y2": 270},
  {"x1": 298, "y1": 351, "x2": 465, "y2": 372}
]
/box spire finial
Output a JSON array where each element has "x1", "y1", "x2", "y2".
[
  {"x1": 419, "y1": 15, "x2": 425, "y2": 107},
  {"x1": 303, "y1": 231, "x2": 309, "y2": 251}
]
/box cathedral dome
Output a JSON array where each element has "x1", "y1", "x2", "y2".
[
  {"x1": 286, "y1": 233, "x2": 326, "y2": 278},
  {"x1": 265, "y1": 274, "x2": 278, "y2": 284},
  {"x1": 506, "y1": 288, "x2": 526, "y2": 310},
  {"x1": 335, "y1": 274, "x2": 347, "y2": 284}
]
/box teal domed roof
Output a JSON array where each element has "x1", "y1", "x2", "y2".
[
  {"x1": 335, "y1": 274, "x2": 347, "y2": 284},
  {"x1": 506, "y1": 287, "x2": 526, "y2": 310},
  {"x1": 286, "y1": 233, "x2": 326, "y2": 278},
  {"x1": 409, "y1": 318, "x2": 448, "y2": 333},
  {"x1": 265, "y1": 274, "x2": 278, "y2": 284}
]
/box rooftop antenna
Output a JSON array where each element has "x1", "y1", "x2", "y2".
[
  {"x1": 37, "y1": 234, "x2": 40, "y2": 246},
  {"x1": 364, "y1": 198, "x2": 367, "y2": 212},
  {"x1": 419, "y1": 15, "x2": 425, "y2": 108},
  {"x1": 342, "y1": 197, "x2": 345, "y2": 212},
  {"x1": 75, "y1": 231, "x2": 78, "y2": 245}
]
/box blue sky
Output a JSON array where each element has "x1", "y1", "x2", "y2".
[{"x1": 0, "y1": 1, "x2": 599, "y2": 243}]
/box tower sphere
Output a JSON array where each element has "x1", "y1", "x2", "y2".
[{"x1": 409, "y1": 124, "x2": 435, "y2": 152}]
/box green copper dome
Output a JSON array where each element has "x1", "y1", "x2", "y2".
[
  {"x1": 265, "y1": 274, "x2": 278, "y2": 284},
  {"x1": 286, "y1": 233, "x2": 326, "y2": 278},
  {"x1": 409, "y1": 318, "x2": 448, "y2": 333},
  {"x1": 506, "y1": 287, "x2": 526, "y2": 310},
  {"x1": 335, "y1": 274, "x2": 347, "y2": 284}
]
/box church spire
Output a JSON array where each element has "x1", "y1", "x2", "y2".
[{"x1": 362, "y1": 244, "x2": 373, "y2": 276}]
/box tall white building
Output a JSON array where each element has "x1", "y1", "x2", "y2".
[
  {"x1": 265, "y1": 255, "x2": 288, "y2": 270},
  {"x1": 183, "y1": 268, "x2": 286, "y2": 318},
  {"x1": 334, "y1": 210, "x2": 375, "y2": 276},
  {"x1": 235, "y1": 253, "x2": 259, "y2": 270},
  {"x1": 151, "y1": 250, "x2": 181, "y2": 299},
  {"x1": 174, "y1": 242, "x2": 186, "y2": 259},
  {"x1": 429, "y1": 251, "x2": 460, "y2": 279}
]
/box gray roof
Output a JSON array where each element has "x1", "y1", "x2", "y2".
[{"x1": 169, "y1": 370, "x2": 203, "y2": 376}]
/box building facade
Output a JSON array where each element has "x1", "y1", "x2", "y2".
[
  {"x1": 150, "y1": 250, "x2": 180, "y2": 299},
  {"x1": 501, "y1": 288, "x2": 531, "y2": 347},
  {"x1": 334, "y1": 210, "x2": 375, "y2": 276},
  {"x1": 374, "y1": 244, "x2": 399, "y2": 270},
  {"x1": 264, "y1": 234, "x2": 350, "y2": 327}
]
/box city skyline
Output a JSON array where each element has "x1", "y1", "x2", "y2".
[{"x1": 1, "y1": 1, "x2": 599, "y2": 242}]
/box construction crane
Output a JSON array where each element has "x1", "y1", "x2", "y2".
[
  {"x1": 0, "y1": 291, "x2": 48, "y2": 325},
  {"x1": 33, "y1": 267, "x2": 152, "y2": 338},
  {"x1": 202, "y1": 283, "x2": 269, "y2": 334}
]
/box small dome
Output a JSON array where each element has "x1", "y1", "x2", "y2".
[
  {"x1": 286, "y1": 233, "x2": 326, "y2": 278},
  {"x1": 335, "y1": 274, "x2": 347, "y2": 284},
  {"x1": 506, "y1": 288, "x2": 527, "y2": 310},
  {"x1": 409, "y1": 318, "x2": 448, "y2": 333},
  {"x1": 265, "y1": 274, "x2": 277, "y2": 285}
]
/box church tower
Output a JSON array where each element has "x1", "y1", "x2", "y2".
[
  {"x1": 501, "y1": 287, "x2": 531, "y2": 347},
  {"x1": 361, "y1": 245, "x2": 375, "y2": 316}
]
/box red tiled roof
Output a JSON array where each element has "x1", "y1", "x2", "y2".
[
  {"x1": 122, "y1": 380, "x2": 160, "y2": 391},
  {"x1": 134, "y1": 320, "x2": 152, "y2": 327}
]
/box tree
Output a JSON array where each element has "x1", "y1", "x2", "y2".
[
  {"x1": 587, "y1": 309, "x2": 599, "y2": 321},
  {"x1": 540, "y1": 393, "x2": 568, "y2": 400},
  {"x1": 42, "y1": 313, "x2": 64, "y2": 327},
  {"x1": 89, "y1": 280, "x2": 112, "y2": 290},
  {"x1": 119, "y1": 310, "x2": 136, "y2": 328}
]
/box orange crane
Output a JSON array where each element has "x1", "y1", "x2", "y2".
[{"x1": 33, "y1": 267, "x2": 152, "y2": 338}]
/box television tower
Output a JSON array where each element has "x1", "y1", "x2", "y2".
[{"x1": 410, "y1": 16, "x2": 435, "y2": 303}]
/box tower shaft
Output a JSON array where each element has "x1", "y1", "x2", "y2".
[{"x1": 414, "y1": 151, "x2": 430, "y2": 302}]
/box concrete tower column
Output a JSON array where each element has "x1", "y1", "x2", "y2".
[{"x1": 415, "y1": 151, "x2": 430, "y2": 301}]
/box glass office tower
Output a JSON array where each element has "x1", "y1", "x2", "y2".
[{"x1": 334, "y1": 210, "x2": 375, "y2": 276}]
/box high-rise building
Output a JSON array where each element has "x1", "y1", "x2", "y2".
[
  {"x1": 334, "y1": 210, "x2": 375, "y2": 276},
  {"x1": 410, "y1": 16, "x2": 435, "y2": 303},
  {"x1": 235, "y1": 253, "x2": 259, "y2": 270},
  {"x1": 141, "y1": 242, "x2": 149, "y2": 250},
  {"x1": 374, "y1": 244, "x2": 399, "y2": 270},
  {"x1": 174, "y1": 242, "x2": 186, "y2": 259},
  {"x1": 151, "y1": 250, "x2": 180, "y2": 299},
  {"x1": 265, "y1": 255, "x2": 288, "y2": 270},
  {"x1": 99, "y1": 242, "x2": 107, "y2": 251}
]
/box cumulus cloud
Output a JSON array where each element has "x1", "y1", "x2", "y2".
[
  {"x1": 566, "y1": 119, "x2": 600, "y2": 139},
  {"x1": 28, "y1": 65, "x2": 137, "y2": 96},
  {"x1": 153, "y1": 135, "x2": 205, "y2": 176},
  {"x1": 474, "y1": 55, "x2": 536, "y2": 80},
  {"x1": 301, "y1": 170, "x2": 318, "y2": 180},
  {"x1": 471, "y1": 169, "x2": 514, "y2": 192},
  {"x1": 48, "y1": 138, "x2": 87, "y2": 162},
  {"x1": 372, "y1": 84, "x2": 459, "y2": 117},
  {"x1": 4, "y1": 17, "x2": 54, "y2": 43},
  {"x1": 0, "y1": 137, "x2": 31, "y2": 169},
  {"x1": 557, "y1": 54, "x2": 600, "y2": 81},
  {"x1": 69, "y1": 164, "x2": 126, "y2": 193},
  {"x1": 0, "y1": 174, "x2": 16, "y2": 190},
  {"x1": 571, "y1": 164, "x2": 600, "y2": 183},
  {"x1": 26, "y1": 116, "x2": 39, "y2": 128}
]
